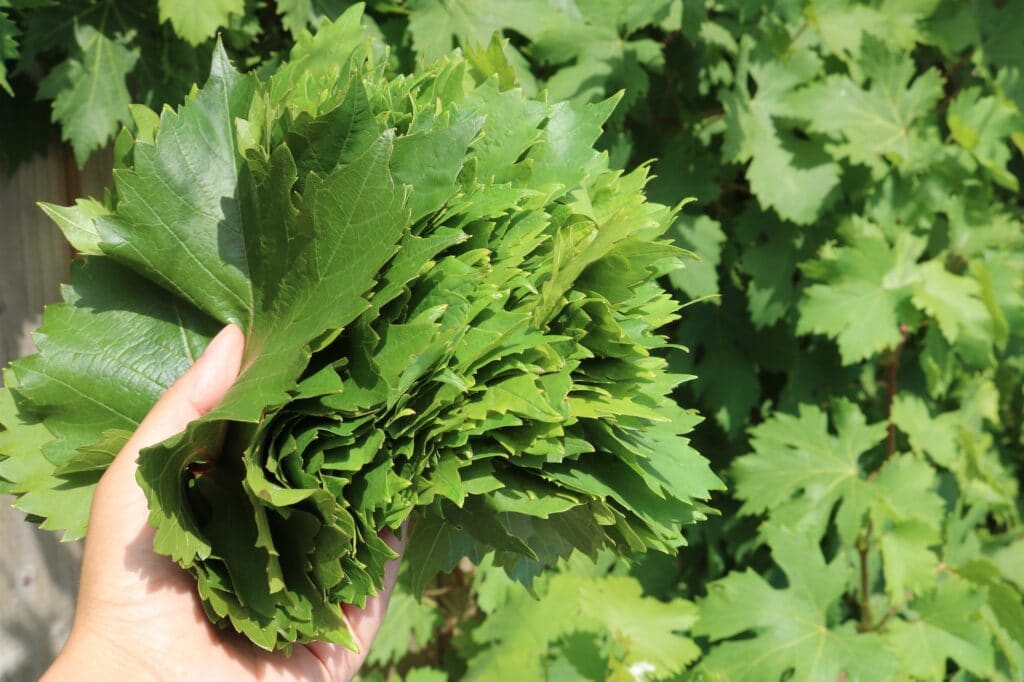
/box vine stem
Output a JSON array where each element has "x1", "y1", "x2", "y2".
[
  {"x1": 856, "y1": 526, "x2": 873, "y2": 632},
  {"x1": 885, "y1": 324, "x2": 910, "y2": 460},
  {"x1": 860, "y1": 324, "x2": 910, "y2": 631}
]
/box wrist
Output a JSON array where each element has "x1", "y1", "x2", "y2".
[
  {"x1": 44, "y1": 639, "x2": 93, "y2": 681},
  {"x1": 44, "y1": 631, "x2": 162, "y2": 682}
]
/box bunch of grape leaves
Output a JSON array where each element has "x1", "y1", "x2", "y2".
[
  {"x1": 1, "y1": 0, "x2": 1023, "y2": 679},
  {"x1": 0, "y1": 1, "x2": 723, "y2": 653}
]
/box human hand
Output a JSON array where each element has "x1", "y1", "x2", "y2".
[{"x1": 44, "y1": 325, "x2": 403, "y2": 682}]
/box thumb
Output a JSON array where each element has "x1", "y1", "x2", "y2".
[{"x1": 89, "y1": 324, "x2": 245, "y2": 542}]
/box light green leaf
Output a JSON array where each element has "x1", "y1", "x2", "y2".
[
  {"x1": 669, "y1": 215, "x2": 723, "y2": 299},
  {"x1": 910, "y1": 260, "x2": 991, "y2": 345},
  {"x1": 947, "y1": 87, "x2": 1024, "y2": 191},
  {"x1": 469, "y1": 569, "x2": 698, "y2": 681},
  {"x1": 733, "y1": 401, "x2": 885, "y2": 543},
  {"x1": 158, "y1": 0, "x2": 245, "y2": 45},
  {"x1": 887, "y1": 577, "x2": 995, "y2": 679},
  {"x1": 797, "y1": 224, "x2": 922, "y2": 364},
  {"x1": 789, "y1": 38, "x2": 944, "y2": 173},
  {"x1": 39, "y1": 198, "x2": 109, "y2": 255}
]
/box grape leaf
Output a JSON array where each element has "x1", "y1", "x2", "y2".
[
  {"x1": 723, "y1": 40, "x2": 840, "y2": 224},
  {"x1": 811, "y1": 0, "x2": 943, "y2": 57},
  {"x1": 947, "y1": 87, "x2": 1024, "y2": 191},
  {"x1": 0, "y1": 8, "x2": 17, "y2": 96},
  {"x1": 789, "y1": 37, "x2": 944, "y2": 174},
  {"x1": 733, "y1": 401, "x2": 945, "y2": 599},
  {"x1": 910, "y1": 260, "x2": 991, "y2": 345},
  {"x1": 405, "y1": 0, "x2": 555, "y2": 63},
  {"x1": 39, "y1": 23, "x2": 139, "y2": 165},
  {"x1": 669, "y1": 215, "x2": 723, "y2": 300},
  {"x1": 735, "y1": 210, "x2": 805, "y2": 328},
  {"x1": 695, "y1": 526, "x2": 899, "y2": 682},
  {"x1": 366, "y1": 575, "x2": 441, "y2": 666},
  {"x1": 797, "y1": 221, "x2": 923, "y2": 364},
  {"x1": 158, "y1": 0, "x2": 245, "y2": 46},
  {"x1": 468, "y1": 570, "x2": 698, "y2": 681},
  {"x1": 887, "y1": 577, "x2": 995, "y2": 679}
]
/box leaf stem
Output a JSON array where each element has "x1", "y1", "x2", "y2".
[{"x1": 872, "y1": 593, "x2": 911, "y2": 632}]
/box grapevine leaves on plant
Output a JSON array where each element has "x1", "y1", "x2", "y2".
[
  {"x1": 365, "y1": 570, "x2": 441, "y2": 667},
  {"x1": 790, "y1": 37, "x2": 945, "y2": 175},
  {"x1": 885, "y1": 576, "x2": 995, "y2": 679},
  {"x1": 2, "y1": 0, "x2": 276, "y2": 166},
  {"x1": 732, "y1": 401, "x2": 945, "y2": 598},
  {"x1": 946, "y1": 87, "x2": 1024, "y2": 191},
  {"x1": 796, "y1": 219, "x2": 921, "y2": 365},
  {"x1": 668, "y1": 214, "x2": 723, "y2": 301}
]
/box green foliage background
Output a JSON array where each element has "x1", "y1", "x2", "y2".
[{"x1": 3, "y1": 0, "x2": 1024, "y2": 680}]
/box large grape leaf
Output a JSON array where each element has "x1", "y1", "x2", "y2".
[
  {"x1": 38, "y1": 22, "x2": 139, "y2": 165},
  {"x1": 405, "y1": 0, "x2": 556, "y2": 62},
  {"x1": 3, "y1": 258, "x2": 218, "y2": 539},
  {"x1": 695, "y1": 527, "x2": 898, "y2": 682},
  {"x1": 797, "y1": 220, "x2": 922, "y2": 364},
  {"x1": 734, "y1": 209, "x2": 807, "y2": 329},
  {"x1": 366, "y1": 573, "x2": 441, "y2": 666},
  {"x1": 669, "y1": 215, "x2": 723, "y2": 301},
  {"x1": 947, "y1": 87, "x2": 1024, "y2": 191},
  {"x1": 809, "y1": 0, "x2": 943, "y2": 58},
  {"x1": 0, "y1": 373, "x2": 99, "y2": 538},
  {"x1": 405, "y1": 0, "x2": 671, "y2": 118},
  {"x1": 789, "y1": 37, "x2": 944, "y2": 174}
]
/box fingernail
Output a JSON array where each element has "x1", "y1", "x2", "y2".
[
  {"x1": 201, "y1": 325, "x2": 239, "y2": 360},
  {"x1": 192, "y1": 325, "x2": 240, "y2": 398}
]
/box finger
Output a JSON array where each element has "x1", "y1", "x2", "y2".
[
  {"x1": 343, "y1": 527, "x2": 407, "y2": 647},
  {"x1": 124, "y1": 323, "x2": 245, "y2": 455},
  {"x1": 307, "y1": 524, "x2": 408, "y2": 680},
  {"x1": 90, "y1": 324, "x2": 245, "y2": 535}
]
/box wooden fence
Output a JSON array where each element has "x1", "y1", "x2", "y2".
[{"x1": 0, "y1": 146, "x2": 110, "y2": 682}]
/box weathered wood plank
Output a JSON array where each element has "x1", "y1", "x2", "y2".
[{"x1": 0, "y1": 147, "x2": 111, "y2": 682}]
